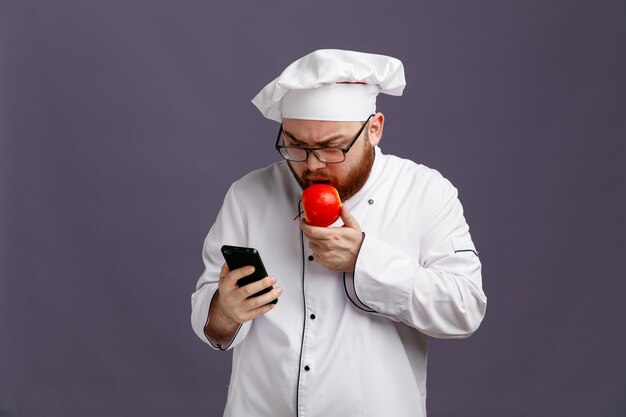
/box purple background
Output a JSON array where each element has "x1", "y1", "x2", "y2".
[{"x1": 1, "y1": 1, "x2": 625, "y2": 416}]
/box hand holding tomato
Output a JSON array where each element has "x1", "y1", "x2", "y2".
[{"x1": 300, "y1": 205, "x2": 363, "y2": 273}]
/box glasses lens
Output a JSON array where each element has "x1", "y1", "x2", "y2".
[
  {"x1": 315, "y1": 149, "x2": 345, "y2": 163},
  {"x1": 280, "y1": 147, "x2": 307, "y2": 161}
]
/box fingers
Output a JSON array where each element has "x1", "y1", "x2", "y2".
[
  {"x1": 299, "y1": 219, "x2": 317, "y2": 235},
  {"x1": 302, "y1": 209, "x2": 363, "y2": 272},
  {"x1": 308, "y1": 239, "x2": 321, "y2": 256},
  {"x1": 300, "y1": 219, "x2": 332, "y2": 240},
  {"x1": 300, "y1": 207, "x2": 360, "y2": 240},
  {"x1": 340, "y1": 206, "x2": 361, "y2": 231},
  {"x1": 220, "y1": 264, "x2": 256, "y2": 288},
  {"x1": 237, "y1": 291, "x2": 281, "y2": 322},
  {"x1": 226, "y1": 284, "x2": 282, "y2": 323},
  {"x1": 217, "y1": 263, "x2": 283, "y2": 323},
  {"x1": 240, "y1": 275, "x2": 277, "y2": 298},
  {"x1": 245, "y1": 286, "x2": 283, "y2": 309}
]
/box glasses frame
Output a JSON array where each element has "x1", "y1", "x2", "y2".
[{"x1": 275, "y1": 114, "x2": 374, "y2": 164}]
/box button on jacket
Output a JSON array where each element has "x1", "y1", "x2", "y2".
[{"x1": 191, "y1": 146, "x2": 486, "y2": 417}]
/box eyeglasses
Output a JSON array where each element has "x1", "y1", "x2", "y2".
[{"x1": 275, "y1": 114, "x2": 374, "y2": 164}]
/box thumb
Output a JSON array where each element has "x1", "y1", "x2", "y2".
[
  {"x1": 220, "y1": 263, "x2": 229, "y2": 277},
  {"x1": 340, "y1": 206, "x2": 360, "y2": 231}
]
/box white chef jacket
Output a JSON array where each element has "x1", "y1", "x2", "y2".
[{"x1": 191, "y1": 146, "x2": 486, "y2": 417}]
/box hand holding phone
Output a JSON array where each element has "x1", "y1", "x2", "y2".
[{"x1": 221, "y1": 245, "x2": 277, "y2": 304}]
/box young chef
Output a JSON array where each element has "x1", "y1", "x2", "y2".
[{"x1": 192, "y1": 49, "x2": 487, "y2": 417}]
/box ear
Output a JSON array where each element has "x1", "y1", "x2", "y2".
[{"x1": 368, "y1": 112, "x2": 384, "y2": 147}]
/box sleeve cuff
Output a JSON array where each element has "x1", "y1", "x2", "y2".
[
  {"x1": 343, "y1": 233, "x2": 377, "y2": 313},
  {"x1": 191, "y1": 285, "x2": 251, "y2": 351},
  {"x1": 344, "y1": 232, "x2": 416, "y2": 319}
]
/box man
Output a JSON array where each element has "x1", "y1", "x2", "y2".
[{"x1": 191, "y1": 49, "x2": 486, "y2": 417}]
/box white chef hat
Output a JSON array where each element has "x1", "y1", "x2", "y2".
[{"x1": 251, "y1": 49, "x2": 406, "y2": 122}]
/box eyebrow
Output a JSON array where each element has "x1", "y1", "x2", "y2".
[{"x1": 282, "y1": 129, "x2": 347, "y2": 147}]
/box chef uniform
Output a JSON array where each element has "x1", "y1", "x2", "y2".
[{"x1": 191, "y1": 49, "x2": 487, "y2": 417}]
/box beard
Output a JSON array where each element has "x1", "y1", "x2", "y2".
[{"x1": 288, "y1": 141, "x2": 376, "y2": 202}]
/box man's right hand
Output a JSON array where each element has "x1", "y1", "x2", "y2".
[{"x1": 205, "y1": 263, "x2": 282, "y2": 346}]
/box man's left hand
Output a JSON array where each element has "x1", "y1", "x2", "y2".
[{"x1": 300, "y1": 206, "x2": 363, "y2": 273}]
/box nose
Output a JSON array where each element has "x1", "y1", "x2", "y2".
[{"x1": 305, "y1": 151, "x2": 326, "y2": 171}]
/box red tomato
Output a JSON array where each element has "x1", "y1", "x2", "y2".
[{"x1": 302, "y1": 184, "x2": 342, "y2": 227}]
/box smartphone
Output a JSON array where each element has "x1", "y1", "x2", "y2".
[{"x1": 220, "y1": 245, "x2": 277, "y2": 304}]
